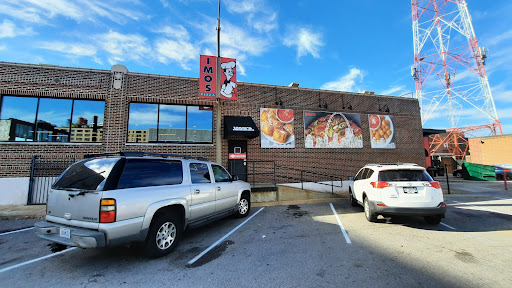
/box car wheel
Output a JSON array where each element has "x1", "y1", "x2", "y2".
[
  {"x1": 363, "y1": 197, "x2": 377, "y2": 222},
  {"x1": 349, "y1": 188, "x2": 358, "y2": 207},
  {"x1": 144, "y1": 211, "x2": 182, "y2": 258},
  {"x1": 424, "y1": 215, "x2": 443, "y2": 225},
  {"x1": 456, "y1": 172, "x2": 462, "y2": 178},
  {"x1": 235, "y1": 192, "x2": 250, "y2": 218}
]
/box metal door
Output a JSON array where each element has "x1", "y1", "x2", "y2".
[{"x1": 228, "y1": 140, "x2": 247, "y2": 181}]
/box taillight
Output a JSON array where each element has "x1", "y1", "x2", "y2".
[
  {"x1": 424, "y1": 181, "x2": 442, "y2": 189},
  {"x1": 371, "y1": 181, "x2": 390, "y2": 189},
  {"x1": 100, "y1": 199, "x2": 116, "y2": 223}
]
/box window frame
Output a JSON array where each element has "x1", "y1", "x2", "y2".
[
  {"x1": 126, "y1": 102, "x2": 213, "y2": 144},
  {"x1": 0, "y1": 95, "x2": 105, "y2": 143}
]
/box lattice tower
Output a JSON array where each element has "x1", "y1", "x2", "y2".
[{"x1": 411, "y1": 0, "x2": 502, "y2": 135}]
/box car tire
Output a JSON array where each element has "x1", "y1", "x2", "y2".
[
  {"x1": 424, "y1": 215, "x2": 443, "y2": 225},
  {"x1": 144, "y1": 211, "x2": 182, "y2": 258},
  {"x1": 456, "y1": 172, "x2": 462, "y2": 178},
  {"x1": 349, "y1": 188, "x2": 358, "y2": 207},
  {"x1": 235, "y1": 192, "x2": 250, "y2": 218},
  {"x1": 364, "y1": 197, "x2": 377, "y2": 222}
]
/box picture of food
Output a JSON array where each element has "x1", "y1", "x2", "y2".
[
  {"x1": 368, "y1": 114, "x2": 395, "y2": 149},
  {"x1": 303, "y1": 111, "x2": 363, "y2": 148},
  {"x1": 260, "y1": 108, "x2": 295, "y2": 148}
]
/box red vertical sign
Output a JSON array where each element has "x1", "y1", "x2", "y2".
[
  {"x1": 219, "y1": 57, "x2": 237, "y2": 101},
  {"x1": 199, "y1": 55, "x2": 217, "y2": 99}
]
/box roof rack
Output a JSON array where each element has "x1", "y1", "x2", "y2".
[
  {"x1": 366, "y1": 163, "x2": 420, "y2": 166},
  {"x1": 84, "y1": 151, "x2": 209, "y2": 162}
]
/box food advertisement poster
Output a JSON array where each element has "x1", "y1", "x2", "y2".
[
  {"x1": 368, "y1": 114, "x2": 396, "y2": 149},
  {"x1": 260, "y1": 108, "x2": 295, "y2": 148},
  {"x1": 303, "y1": 111, "x2": 363, "y2": 148}
]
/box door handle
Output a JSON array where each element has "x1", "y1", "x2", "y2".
[
  {"x1": 194, "y1": 189, "x2": 200, "y2": 194},
  {"x1": 216, "y1": 187, "x2": 221, "y2": 191}
]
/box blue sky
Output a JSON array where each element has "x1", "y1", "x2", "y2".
[{"x1": 1, "y1": 0, "x2": 511, "y2": 134}]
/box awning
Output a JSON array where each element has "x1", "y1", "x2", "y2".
[{"x1": 224, "y1": 116, "x2": 260, "y2": 139}]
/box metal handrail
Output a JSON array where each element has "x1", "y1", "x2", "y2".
[{"x1": 235, "y1": 160, "x2": 343, "y2": 194}]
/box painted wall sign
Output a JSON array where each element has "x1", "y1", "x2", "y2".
[
  {"x1": 260, "y1": 108, "x2": 295, "y2": 148},
  {"x1": 369, "y1": 114, "x2": 396, "y2": 149},
  {"x1": 229, "y1": 153, "x2": 246, "y2": 159},
  {"x1": 303, "y1": 111, "x2": 363, "y2": 148},
  {"x1": 199, "y1": 55, "x2": 217, "y2": 99}
]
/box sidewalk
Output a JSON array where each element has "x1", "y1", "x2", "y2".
[{"x1": 0, "y1": 205, "x2": 46, "y2": 220}]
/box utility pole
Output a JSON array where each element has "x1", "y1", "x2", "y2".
[{"x1": 215, "y1": 0, "x2": 222, "y2": 164}]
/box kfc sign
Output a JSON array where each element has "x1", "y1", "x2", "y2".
[{"x1": 199, "y1": 55, "x2": 237, "y2": 101}]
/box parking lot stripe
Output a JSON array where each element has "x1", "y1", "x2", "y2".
[
  {"x1": 187, "y1": 207, "x2": 264, "y2": 267},
  {"x1": 329, "y1": 203, "x2": 352, "y2": 244},
  {"x1": 0, "y1": 227, "x2": 34, "y2": 237},
  {"x1": 0, "y1": 247, "x2": 78, "y2": 273},
  {"x1": 452, "y1": 200, "x2": 512, "y2": 217},
  {"x1": 440, "y1": 222, "x2": 456, "y2": 230}
]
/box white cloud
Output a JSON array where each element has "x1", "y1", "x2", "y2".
[
  {"x1": 320, "y1": 68, "x2": 364, "y2": 92},
  {"x1": 0, "y1": 0, "x2": 145, "y2": 25},
  {"x1": 283, "y1": 27, "x2": 324, "y2": 61},
  {"x1": 37, "y1": 41, "x2": 97, "y2": 57},
  {"x1": 492, "y1": 82, "x2": 512, "y2": 102},
  {"x1": 485, "y1": 29, "x2": 512, "y2": 46},
  {"x1": 224, "y1": 0, "x2": 278, "y2": 33},
  {"x1": 0, "y1": 20, "x2": 33, "y2": 38},
  {"x1": 96, "y1": 31, "x2": 151, "y2": 65},
  {"x1": 155, "y1": 39, "x2": 198, "y2": 70},
  {"x1": 0, "y1": 45, "x2": 5, "y2": 50},
  {"x1": 152, "y1": 25, "x2": 190, "y2": 41},
  {"x1": 382, "y1": 86, "x2": 407, "y2": 96}
]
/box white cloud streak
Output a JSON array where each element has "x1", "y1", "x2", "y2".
[
  {"x1": 283, "y1": 27, "x2": 324, "y2": 61},
  {"x1": 382, "y1": 86, "x2": 407, "y2": 96},
  {"x1": 37, "y1": 41, "x2": 97, "y2": 57},
  {"x1": 320, "y1": 68, "x2": 364, "y2": 92},
  {"x1": 96, "y1": 31, "x2": 151, "y2": 65},
  {"x1": 0, "y1": 20, "x2": 33, "y2": 38}
]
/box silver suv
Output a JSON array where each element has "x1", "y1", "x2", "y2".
[{"x1": 35, "y1": 151, "x2": 251, "y2": 257}]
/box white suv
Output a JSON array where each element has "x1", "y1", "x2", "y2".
[
  {"x1": 35, "y1": 151, "x2": 251, "y2": 257},
  {"x1": 348, "y1": 163, "x2": 446, "y2": 224}
]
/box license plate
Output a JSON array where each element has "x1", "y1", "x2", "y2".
[
  {"x1": 403, "y1": 187, "x2": 418, "y2": 194},
  {"x1": 59, "y1": 228, "x2": 71, "y2": 239}
]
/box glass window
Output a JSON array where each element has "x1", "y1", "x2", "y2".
[
  {"x1": 117, "y1": 159, "x2": 183, "y2": 189},
  {"x1": 354, "y1": 169, "x2": 364, "y2": 181},
  {"x1": 365, "y1": 169, "x2": 374, "y2": 179},
  {"x1": 190, "y1": 163, "x2": 211, "y2": 184},
  {"x1": 378, "y1": 170, "x2": 433, "y2": 182},
  {"x1": 212, "y1": 165, "x2": 231, "y2": 182},
  {"x1": 158, "y1": 105, "x2": 186, "y2": 142},
  {"x1": 53, "y1": 158, "x2": 119, "y2": 191},
  {"x1": 187, "y1": 106, "x2": 213, "y2": 143},
  {"x1": 71, "y1": 100, "x2": 104, "y2": 143},
  {"x1": 0, "y1": 96, "x2": 38, "y2": 141},
  {"x1": 0, "y1": 96, "x2": 104, "y2": 143},
  {"x1": 127, "y1": 103, "x2": 158, "y2": 143},
  {"x1": 126, "y1": 103, "x2": 213, "y2": 144}
]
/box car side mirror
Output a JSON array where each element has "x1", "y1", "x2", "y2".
[{"x1": 231, "y1": 175, "x2": 239, "y2": 181}]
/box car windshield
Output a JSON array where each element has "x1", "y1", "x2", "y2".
[
  {"x1": 378, "y1": 169, "x2": 432, "y2": 182},
  {"x1": 53, "y1": 158, "x2": 119, "y2": 191}
]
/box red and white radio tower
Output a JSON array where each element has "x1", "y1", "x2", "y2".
[{"x1": 411, "y1": 0, "x2": 502, "y2": 159}]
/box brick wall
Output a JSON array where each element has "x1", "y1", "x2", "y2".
[{"x1": 0, "y1": 62, "x2": 425, "y2": 180}]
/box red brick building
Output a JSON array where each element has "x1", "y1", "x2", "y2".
[{"x1": 0, "y1": 62, "x2": 425, "y2": 204}]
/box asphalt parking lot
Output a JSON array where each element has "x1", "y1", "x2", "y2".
[{"x1": 0, "y1": 187, "x2": 511, "y2": 288}]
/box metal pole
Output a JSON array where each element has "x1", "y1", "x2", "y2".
[
  {"x1": 445, "y1": 164, "x2": 450, "y2": 194},
  {"x1": 504, "y1": 170, "x2": 508, "y2": 191},
  {"x1": 27, "y1": 156, "x2": 36, "y2": 205},
  {"x1": 215, "y1": 0, "x2": 222, "y2": 164}
]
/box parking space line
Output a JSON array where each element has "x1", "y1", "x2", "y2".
[
  {"x1": 440, "y1": 222, "x2": 456, "y2": 230},
  {"x1": 329, "y1": 203, "x2": 352, "y2": 244},
  {"x1": 187, "y1": 207, "x2": 264, "y2": 267},
  {"x1": 0, "y1": 227, "x2": 34, "y2": 237},
  {"x1": 452, "y1": 200, "x2": 512, "y2": 217},
  {"x1": 0, "y1": 247, "x2": 78, "y2": 273}
]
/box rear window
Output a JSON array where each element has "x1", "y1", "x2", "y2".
[
  {"x1": 117, "y1": 159, "x2": 183, "y2": 189},
  {"x1": 378, "y1": 169, "x2": 432, "y2": 182},
  {"x1": 53, "y1": 158, "x2": 120, "y2": 190}
]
